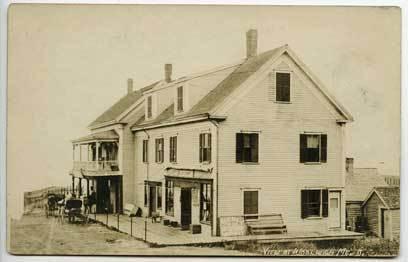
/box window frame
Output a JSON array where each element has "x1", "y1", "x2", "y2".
[
  {"x1": 236, "y1": 133, "x2": 259, "y2": 163},
  {"x1": 200, "y1": 183, "x2": 212, "y2": 224},
  {"x1": 147, "y1": 95, "x2": 153, "y2": 119},
  {"x1": 169, "y1": 136, "x2": 177, "y2": 163},
  {"x1": 142, "y1": 140, "x2": 149, "y2": 163},
  {"x1": 177, "y1": 86, "x2": 184, "y2": 112},
  {"x1": 165, "y1": 180, "x2": 174, "y2": 216},
  {"x1": 155, "y1": 138, "x2": 164, "y2": 163},
  {"x1": 300, "y1": 133, "x2": 327, "y2": 164},
  {"x1": 301, "y1": 189, "x2": 328, "y2": 219},
  {"x1": 243, "y1": 190, "x2": 259, "y2": 220},
  {"x1": 275, "y1": 71, "x2": 291, "y2": 103},
  {"x1": 199, "y1": 133, "x2": 212, "y2": 163}
]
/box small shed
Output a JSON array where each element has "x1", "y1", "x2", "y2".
[
  {"x1": 345, "y1": 166, "x2": 387, "y2": 231},
  {"x1": 362, "y1": 187, "x2": 400, "y2": 240}
]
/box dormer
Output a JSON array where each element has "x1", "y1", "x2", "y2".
[{"x1": 174, "y1": 84, "x2": 190, "y2": 116}]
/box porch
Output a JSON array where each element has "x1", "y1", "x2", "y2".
[{"x1": 91, "y1": 213, "x2": 363, "y2": 246}]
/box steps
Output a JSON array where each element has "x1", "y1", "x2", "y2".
[{"x1": 246, "y1": 214, "x2": 287, "y2": 235}]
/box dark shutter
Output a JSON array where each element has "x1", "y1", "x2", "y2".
[
  {"x1": 174, "y1": 137, "x2": 177, "y2": 162},
  {"x1": 236, "y1": 133, "x2": 243, "y2": 163},
  {"x1": 208, "y1": 134, "x2": 212, "y2": 163},
  {"x1": 300, "y1": 134, "x2": 307, "y2": 163},
  {"x1": 301, "y1": 190, "x2": 307, "y2": 219},
  {"x1": 322, "y1": 189, "x2": 328, "y2": 217},
  {"x1": 199, "y1": 134, "x2": 203, "y2": 162},
  {"x1": 321, "y1": 134, "x2": 327, "y2": 163},
  {"x1": 250, "y1": 134, "x2": 259, "y2": 162}
]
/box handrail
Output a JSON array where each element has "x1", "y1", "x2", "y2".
[{"x1": 73, "y1": 160, "x2": 119, "y2": 171}]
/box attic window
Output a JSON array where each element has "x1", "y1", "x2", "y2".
[
  {"x1": 276, "y1": 72, "x2": 291, "y2": 102},
  {"x1": 177, "y1": 86, "x2": 183, "y2": 112},
  {"x1": 147, "y1": 96, "x2": 152, "y2": 118}
]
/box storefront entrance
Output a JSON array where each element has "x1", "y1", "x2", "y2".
[
  {"x1": 95, "y1": 176, "x2": 122, "y2": 214},
  {"x1": 180, "y1": 188, "x2": 192, "y2": 226}
]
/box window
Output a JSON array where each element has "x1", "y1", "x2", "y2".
[
  {"x1": 200, "y1": 183, "x2": 212, "y2": 223},
  {"x1": 165, "y1": 180, "x2": 174, "y2": 216},
  {"x1": 301, "y1": 189, "x2": 328, "y2": 219},
  {"x1": 157, "y1": 185, "x2": 162, "y2": 209},
  {"x1": 243, "y1": 191, "x2": 258, "y2": 219},
  {"x1": 299, "y1": 134, "x2": 327, "y2": 163},
  {"x1": 142, "y1": 140, "x2": 148, "y2": 163},
  {"x1": 155, "y1": 138, "x2": 164, "y2": 163},
  {"x1": 236, "y1": 133, "x2": 259, "y2": 163},
  {"x1": 177, "y1": 86, "x2": 183, "y2": 112},
  {"x1": 144, "y1": 183, "x2": 148, "y2": 207},
  {"x1": 147, "y1": 96, "x2": 152, "y2": 118},
  {"x1": 169, "y1": 136, "x2": 177, "y2": 163},
  {"x1": 199, "y1": 133, "x2": 211, "y2": 163},
  {"x1": 276, "y1": 72, "x2": 290, "y2": 102}
]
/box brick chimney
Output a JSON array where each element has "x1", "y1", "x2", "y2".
[
  {"x1": 127, "y1": 78, "x2": 133, "y2": 94},
  {"x1": 164, "y1": 64, "x2": 172, "y2": 83},
  {"x1": 246, "y1": 29, "x2": 258, "y2": 58},
  {"x1": 346, "y1": 157, "x2": 354, "y2": 174}
]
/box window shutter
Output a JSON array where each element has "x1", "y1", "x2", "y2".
[
  {"x1": 236, "y1": 133, "x2": 243, "y2": 163},
  {"x1": 250, "y1": 134, "x2": 259, "y2": 162},
  {"x1": 300, "y1": 134, "x2": 307, "y2": 163},
  {"x1": 301, "y1": 190, "x2": 307, "y2": 219},
  {"x1": 321, "y1": 134, "x2": 327, "y2": 163},
  {"x1": 174, "y1": 137, "x2": 177, "y2": 162},
  {"x1": 208, "y1": 134, "x2": 212, "y2": 163},
  {"x1": 322, "y1": 189, "x2": 328, "y2": 217},
  {"x1": 199, "y1": 134, "x2": 203, "y2": 162}
]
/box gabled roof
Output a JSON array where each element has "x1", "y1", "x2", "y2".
[
  {"x1": 89, "y1": 81, "x2": 158, "y2": 128},
  {"x1": 131, "y1": 44, "x2": 353, "y2": 130},
  {"x1": 345, "y1": 169, "x2": 388, "y2": 202},
  {"x1": 362, "y1": 186, "x2": 400, "y2": 209}
]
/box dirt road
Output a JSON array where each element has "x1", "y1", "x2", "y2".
[{"x1": 8, "y1": 210, "x2": 252, "y2": 256}]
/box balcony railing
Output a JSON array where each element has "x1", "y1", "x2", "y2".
[{"x1": 73, "y1": 160, "x2": 119, "y2": 172}]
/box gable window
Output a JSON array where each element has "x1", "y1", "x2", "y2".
[
  {"x1": 200, "y1": 183, "x2": 212, "y2": 223},
  {"x1": 147, "y1": 96, "x2": 153, "y2": 118},
  {"x1": 301, "y1": 189, "x2": 328, "y2": 219},
  {"x1": 243, "y1": 190, "x2": 259, "y2": 220},
  {"x1": 155, "y1": 138, "x2": 164, "y2": 163},
  {"x1": 165, "y1": 180, "x2": 174, "y2": 216},
  {"x1": 276, "y1": 72, "x2": 290, "y2": 102},
  {"x1": 300, "y1": 134, "x2": 327, "y2": 163},
  {"x1": 142, "y1": 140, "x2": 148, "y2": 163},
  {"x1": 177, "y1": 86, "x2": 184, "y2": 112},
  {"x1": 169, "y1": 136, "x2": 177, "y2": 163},
  {"x1": 199, "y1": 133, "x2": 211, "y2": 163},
  {"x1": 236, "y1": 133, "x2": 259, "y2": 163}
]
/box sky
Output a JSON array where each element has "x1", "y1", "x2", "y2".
[{"x1": 7, "y1": 4, "x2": 401, "y2": 218}]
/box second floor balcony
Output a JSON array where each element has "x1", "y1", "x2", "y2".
[{"x1": 71, "y1": 130, "x2": 120, "y2": 174}]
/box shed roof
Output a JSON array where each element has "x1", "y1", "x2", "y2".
[
  {"x1": 72, "y1": 130, "x2": 119, "y2": 144},
  {"x1": 345, "y1": 169, "x2": 388, "y2": 202},
  {"x1": 372, "y1": 186, "x2": 400, "y2": 209}
]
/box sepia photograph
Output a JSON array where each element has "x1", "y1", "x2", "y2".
[{"x1": 5, "y1": 3, "x2": 401, "y2": 257}]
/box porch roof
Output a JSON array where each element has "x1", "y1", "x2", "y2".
[{"x1": 72, "y1": 130, "x2": 119, "y2": 144}]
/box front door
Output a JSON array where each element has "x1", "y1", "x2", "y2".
[
  {"x1": 180, "y1": 188, "x2": 192, "y2": 226},
  {"x1": 149, "y1": 186, "x2": 156, "y2": 217},
  {"x1": 96, "y1": 178, "x2": 110, "y2": 213},
  {"x1": 329, "y1": 191, "x2": 341, "y2": 228}
]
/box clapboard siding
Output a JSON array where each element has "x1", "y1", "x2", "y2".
[
  {"x1": 346, "y1": 202, "x2": 362, "y2": 231},
  {"x1": 133, "y1": 121, "x2": 216, "y2": 218},
  {"x1": 216, "y1": 54, "x2": 346, "y2": 232},
  {"x1": 363, "y1": 193, "x2": 385, "y2": 236},
  {"x1": 390, "y1": 209, "x2": 400, "y2": 240}
]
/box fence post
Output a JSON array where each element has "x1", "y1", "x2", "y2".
[
  {"x1": 117, "y1": 213, "x2": 119, "y2": 230},
  {"x1": 106, "y1": 208, "x2": 108, "y2": 226},
  {"x1": 130, "y1": 216, "x2": 133, "y2": 237},
  {"x1": 144, "y1": 219, "x2": 147, "y2": 242}
]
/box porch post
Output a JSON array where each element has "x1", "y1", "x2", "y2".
[
  {"x1": 79, "y1": 144, "x2": 82, "y2": 162},
  {"x1": 72, "y1": 144, "x2": 75, "y2": 161},
  {"x1": 87, "y1": 179, "x2": 90, "y2": 196},
  {"x1": 96, "y1": 142, "x2": 100, "y2": 169},
  {"x1": 72, "y1": 176, "x2": 75, "y2": 194},
  {"x1": 79, "y1": 178, "x2": 82, "y2": 196}
]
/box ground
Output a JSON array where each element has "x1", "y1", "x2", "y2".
[
  {"x1": 8, "y1": 209, "x2": 399, "y2": 257},
  {"x1": 8, "y1": 210, "x2": 252, "y2": 256}
]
